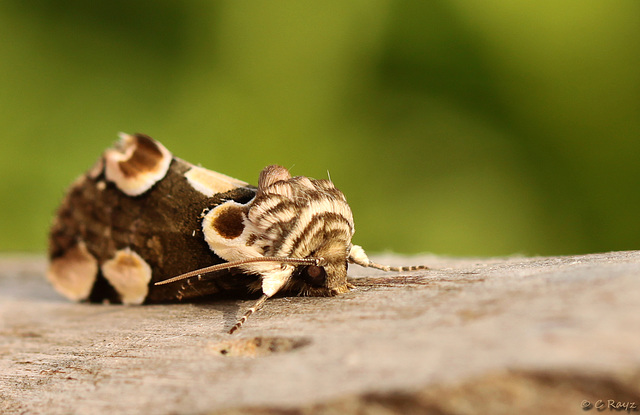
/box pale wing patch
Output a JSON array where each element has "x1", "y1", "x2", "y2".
[
  {"x1": 202, "y1": 201, "x2": 262, "y2": 263},
  {"x1": 104, "y1": 133, "x2": 172, "y2": 196},
  {"x1": 101, "y1": 248, "x2": 152, "y2": 305},
  {"x1": 184, "y1": 166, "x2": 248, "y2": 197},
  {"x1": 47, "y1": 240, "x2": 98, "y2": 301},
  {"x1": 201, "y1": 200, "x2": 296, "y2": 293}
]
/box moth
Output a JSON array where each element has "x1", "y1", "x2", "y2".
[{"x1": 48, "y1": 133, "x2": 426, "y2": 333}]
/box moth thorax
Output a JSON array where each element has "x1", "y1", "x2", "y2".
[
  {"x1": 249, "y1": 191, "x2": 355, "y2": 258},
  {"x1": 275, "y1": 210, "x2": 353, "y2": 259}
]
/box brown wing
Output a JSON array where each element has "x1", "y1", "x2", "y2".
[{"x1": 48, "y1": 134, "x2": 258, "y2": 304}]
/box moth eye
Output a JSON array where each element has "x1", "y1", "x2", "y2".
[{"x1": 303, "y1": 265, "x2": 327, "y2": 287}]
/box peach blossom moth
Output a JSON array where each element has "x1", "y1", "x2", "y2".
[{"x1": 48, "y1": 133, "x2": 426, "y2": 333}]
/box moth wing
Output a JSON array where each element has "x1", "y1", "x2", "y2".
[{"x1": 48, "y1": 134, "x2": 258, "y2": 304}]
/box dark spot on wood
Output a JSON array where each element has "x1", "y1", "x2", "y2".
[{"x1": 211, "y1": 336, "x2": 311, "y2": 357}]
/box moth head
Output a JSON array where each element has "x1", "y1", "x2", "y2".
[
  {"x1": 201, "y1": 165, "x2": 354, "y2": 297},
  {"x1": 288, "y1": 237, "x2": 351, "y2": 297}
]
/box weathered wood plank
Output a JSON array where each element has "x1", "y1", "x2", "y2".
[{"x1": 1, "y1": 252, "x2": 639, "y2": 414}]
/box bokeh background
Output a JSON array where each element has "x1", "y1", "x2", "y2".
[{"x1": 1, "y1": 1, "x2": 639, "y2": 256}]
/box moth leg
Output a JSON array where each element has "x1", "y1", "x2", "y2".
[
  {"x1": 348, "y1": 245, "x2": 428, "y2": 272},
  {"x1": 229, "y1": 294, "x2": 269, "y2": 334}
]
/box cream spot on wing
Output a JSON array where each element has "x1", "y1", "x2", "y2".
[
  {"x1": 104, "y1": 133, "x2": 172, "y2": 196},
  {"x1": 101, "y1": 248, "x2": 152, "y2": 305},
  {"x1": 202, "y1": 200, "x2": 262, "y2": 263},
  {"x1": 210, "y1": 202, "x2": 246, "y2": 239},
  {"x1": 47, "y1": 240, "x2": 98, "y2": 301},
  {"x1": 184, "y1": 166, "x2": 248, "y2": 197}
]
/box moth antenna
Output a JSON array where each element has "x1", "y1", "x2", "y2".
[
  {"x1": 348, "y1": 244, "x2": 428, "y2": 272},
  {"x1": 228, "y1": 294, "x2": 268, "y2": 334},
  {"x1": 154, "y1": 256, "x2": 326, "y2": 286},
  {"x1": 364, "y1": 262, "x2": 429, "y2": 272}
]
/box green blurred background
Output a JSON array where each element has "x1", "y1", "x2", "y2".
[{"x1": 1, "y1": 1, "x2": 639, "y2": 256}]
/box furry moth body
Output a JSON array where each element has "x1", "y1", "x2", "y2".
[{"x1": 48, "y1": 133, "x2": 426, "y2": 333}]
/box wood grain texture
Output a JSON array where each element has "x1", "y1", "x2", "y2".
[{"x1": 1, "y1": 252, "x2": 639, "y2": 414}]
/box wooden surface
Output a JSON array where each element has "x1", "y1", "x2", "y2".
[{"x1": 1, "y1": 252, "x2": 639, "y2": 414}]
